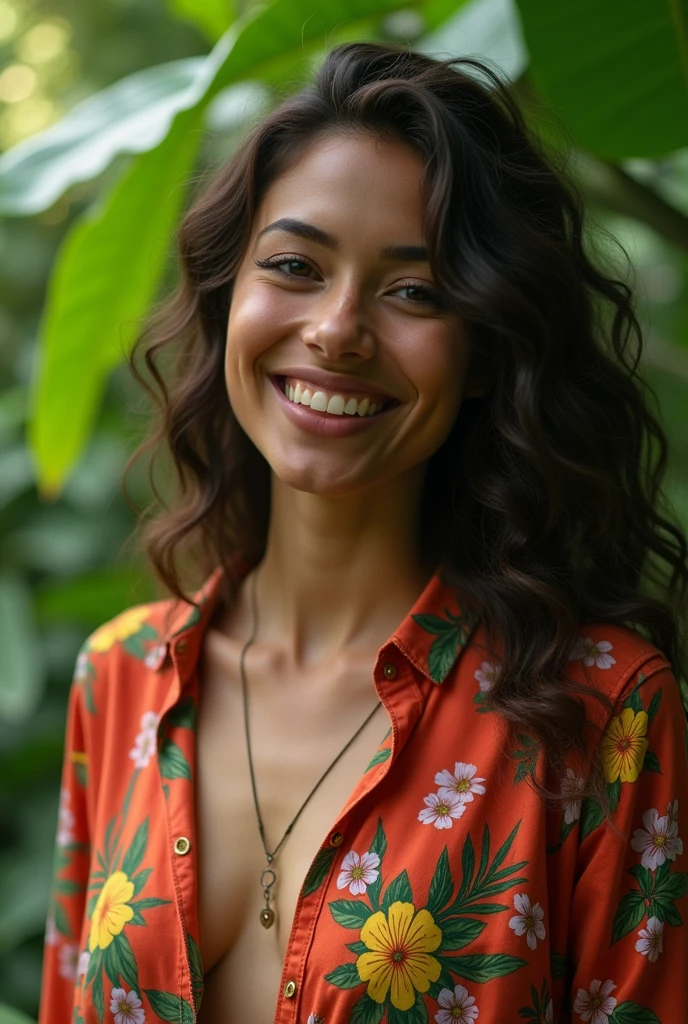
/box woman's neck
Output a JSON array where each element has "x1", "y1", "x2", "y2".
[{"x1": 249, "y1": 467, "x2": 434, "y2": 670}]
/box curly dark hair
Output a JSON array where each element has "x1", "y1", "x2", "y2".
[{"x1": 124, "y1": 41, "x2": 688, "y2": 809}]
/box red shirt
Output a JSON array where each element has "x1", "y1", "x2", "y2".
[{"x1": 39, "y1": 563, "x2": 688, "y2": 1023}]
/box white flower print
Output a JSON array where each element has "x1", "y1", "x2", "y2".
[
  {"x1": 77, "y1": 950, "x2": 90, "y2": 979},
  {"x1": 307, "y1": 1016, "x2": 325, "y2": 1024},
  {"x1": 110, "y1": 987, "x2": 145, "y2": 1024},
  {"x1": 435, "y1": 762, "x2": 486, "y2": 804},
  {"x1": 45, "y1": 908, "x2": 58, "y2": 947},
  {"x1": 544, "y1": 999, "x2": 554, "y2": 1023},
  {"x1": 474, "y1": 660, "x2": 500, "y2": 692},
  {"x1": 418, "y1": 790, "x2": 466, "y2": 829},
  {"x1": 666, "y1": 798, "x2": 679, "y2": 827},
  {"x1": 630, "y1": 806, "x2": 683, "y2": 870},
  {"x1": 573, "y1": 979, "x2": 617, "y2": 1023},
  {"x1": 635, "y1": 916, "x2": 663, "y2": 963},
  {"x1": 128, "y1": 710, "x2": 160, "y2": 769},
  {"x1": 336, "y1": 849, "x2": 380, "y2": 896},
  {"x1": 434, "y1": 983, "x2": 479, "y2": 1023},
  {"x1": 508, "y1": 893, "x2": 546, "y2": 950},
  {"x1": 58, "y1": 942, "x2": 79, "y2": 981},
  {"x1": 144, "y1": 643, "x2": 167, "y2": 669},
  {"x1": 561, "y1": 768, "x2": 585, "y2": 825},
  {"x1": 569, "y1": 637, "x2": 616, "y2": 669},
  {"x1": 56, "y1": 787, "x2": 76, "y2": 847},
  {"x1": 74, "y1": 650, "x2": 89, "y2": 681}
]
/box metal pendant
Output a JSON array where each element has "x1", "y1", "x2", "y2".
[{"x1": 260, "y1": 865, "x2": 276, "y2": 929}]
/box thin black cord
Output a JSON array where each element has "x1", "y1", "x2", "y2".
[{"x1": 240, "y1": 566, "x2": 383, "y2": 864}]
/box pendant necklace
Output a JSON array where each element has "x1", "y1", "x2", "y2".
[{"x1": 240, "y1": 566, "x2": 383, "y2": 928}]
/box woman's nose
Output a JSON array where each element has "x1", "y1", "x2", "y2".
[{"x1": 301, "y1": 287, "x2": 375, "y2": 362}]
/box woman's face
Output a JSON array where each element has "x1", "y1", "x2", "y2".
[{"x1": 225, "y1": 131, "x2": 474, "y2": 497}]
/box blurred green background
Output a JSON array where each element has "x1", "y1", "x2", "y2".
[{"x1": 0, "y1": 0, "x2": 686, "y2": 1017}]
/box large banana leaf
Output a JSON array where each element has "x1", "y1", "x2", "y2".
[
  {"x1": 27, "y1": 0, "x2": 429, "y2": 497},
  {"x1": 514, "y1": 0, "x2": 688, "y2": 158},
  {"x1": 168, "y1": 0, "x2": 235, "y2": 43}
]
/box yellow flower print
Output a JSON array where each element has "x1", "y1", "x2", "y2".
[
  {"x1": 356, "y1": 901, "x2": 442, "y2": 1010},
  {"x1": 601, "y1": 708, "x2": 648, "y2": 783},
  {"x1": 89, "y1": 871, "x2": 135, "y2": 951},
  {"x1": 88, "y1": 607, "x2": 151, "y2": 653}
]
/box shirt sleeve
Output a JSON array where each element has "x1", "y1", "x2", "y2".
[
  {"x1": 568, "y1": 662, "x2": 688, "y2": 1024},
  {"x1": 38, "y1": 649, "x2": 93, "y2": 1024}
]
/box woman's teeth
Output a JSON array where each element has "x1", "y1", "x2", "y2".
[{"x1": 282, "y1": 378, "x2": 385, "y2": 417}]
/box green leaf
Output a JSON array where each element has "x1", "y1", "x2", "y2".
[
  {"x1": 144, "y1": 991, "x2": 194, "y2": 1024},
  {"x1": 158, "y1": 737, "x2": 193, "y2": 780},
  {"x1": 611, "y1": 891, "x2": 647, "y2": 944},
  {"x1": 303, "y1": 846, "x2": 338, "y2": 897},
  {"x1": 168, "y1": 0, "x2": 234, "y2": 43},
  {"x1": 646, "y1": 688, "x2": 662, "y2": 724},
  {"x1": 458, "y1": 833, "x2": 475, "y2": 897},
  {"x1": 131, "y1": 867, "x2": 152, "y2": 897},
  {"x1": 609, "y1": 1003, "x2": 661, "y2": 1024},
  {"x1": 130, "y1": 896, "x2": 171, "y2": 910},
  {"x1": 52, "y1": 898, "x2": 72, "y2": 939},
  {"x1": 329, "y1": 899, "x2": 374, "y2": 930},
  {"x1": 186, "y1": 932, "x2": 204, "y2": 1010},
  {"x1": 121, "y1": 818, "x2": 148, "y2": 877},
  {"x1": 388, "y1": 990, "x2": 429, "y2": 1024},
  {"x1": 323, "y1": 962, "x2": 362, "y2": 989},
  {"x1": 580, "y1": 797, "x2": 605, "y2": 839},
  {"x1": 367, "y1": 818, "x2": 387, "y2": 909},
  {"x1": 28, "y1": 108, "x2": 202, "y2": 498},
  {"x1": 487, "y1": 821, "x2": 522, "y2": 881},
  {"x1": 109, "y1": 931, "x2": 139, "y2": 992},
  {"x1": 86, "y1": 945, "x2": 102, "y2": 986},
  {"x1": 426, "y1": 627, "x2": 464, "y2": 682},
  {"x1": 550, "y1": 950, "x2": 566, "y2": 979},
  {"x1": 381, "y1": 869, "x2": 413, "y2": 911},
  {"x1": 514, "y1": 0, "x2": 688, "y2": 158},
  {"x1": 628, "y1": 864, "x2": 653, "y2": 896},
  {"x1": 348, "y1": 993, "x2": 386, "y2": 1024},
  {"x1": 654, "y1": 871, "x2": 688, "y2": 901},
  {"x1": 642, "y1": 750, "x2": 662, "y2": 774},
  {"x1": 365, "y1": 746, "x2": 392, "y2": 772},
  {"x1": 165, "y1": 696, "x2": 197, "y2": 730},
  {"x1": 92, "y1": 969, "x2": 104, "y2": 1022},
  {"x1": 648, "y1": 898, "x2": 682, "y2": 926},
  {"x1": 441, "y1": 952, "x2": 528, "y2": 982},
  {"x1": 439, "y1": 917, "x2": 486, "y2": 951},
  {"x1": 347, "y1": 940, "x2": 369, "y2": 955},
  {"x1": 623, "y1": 686, "x2": 644, "y2": 713},
  {"x1": 427, "y1": 847, "x2": 453, "y2": 917}
]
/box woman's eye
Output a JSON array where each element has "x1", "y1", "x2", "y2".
[
  {"x1": 254, "y1": 256, "x2": 314, "y2": 278},
  {"x1": 395, "y1": 284, "x2": 445, "y2": 307}
]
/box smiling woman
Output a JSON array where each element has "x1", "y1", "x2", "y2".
[{"x1": 39, "y1": 42, "x2": 688, "y2": 1024}]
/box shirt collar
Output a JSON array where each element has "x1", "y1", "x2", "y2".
[{"x1": 161, "y1": 561, "x2": 478, "y2": 685}]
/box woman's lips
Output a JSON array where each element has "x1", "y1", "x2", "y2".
[{"x1": 269, "y1": 375, "x2": 398, "y2": 438}]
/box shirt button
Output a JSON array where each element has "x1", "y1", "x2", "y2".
[
  {"x1": 174, "y1": 836, "x2": 191, "y2": 855},
  {"x1": 176, "y1": 639, "x2": 188, "y2": 653},
  {"x1": 283, "y1": 979, "x2": 297, "y2": 998},
  {"x1": 329, "y1": 831, "x2": 344, "y2": 847},
  {"x1": 382, "y1": 662, "x2": 397, "y2": 680}
]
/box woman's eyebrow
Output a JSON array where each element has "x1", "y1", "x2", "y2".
[{"x1": 255, "y1": 217, "x2": 428, "y2": 262}]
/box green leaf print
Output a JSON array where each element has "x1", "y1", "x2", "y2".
[
  {"x1": 427, "y1": 847, "x2": 453, "y2": 917},
  {"x1": 144, "y1": 990, "x2": 195, "y2": 1024},
  {"x1": 74, "y1": 760, "x2": 88, "y2": 787},
  {"x1": 646, "y1": 688, "x2": 662, "y2": 724},
  {"x1": 131, "y1": 866, "x2": 152, "y2": 896},
  {"x1": 121, "y1": 818, "x2": 148, "y2": 876},
  {"x1": 349, "y1": 993, "x2": 386, "y2": 1024},
  {"x1": 550, "y1": 950, "x2": 567, "y2": 980},
  {"x1": 106, "y1": 931, "x2": 139, "y2": 992},
  {"x1": 445, "y1": 822, "x2": 526, "y2": 918},
  {"x1": 412, "y1": 610, "x2": 474, "y2": 682},
  {"x1": 367, "y1": 818, "x2": 387, "y2": 909},
  {"x1": 642, "y1": 750, "x2": 661, "y2": 773},
  {"x1": 52, "y1": 898, "x2": 72, "y2": 938},
  {"x1": 365, "y1": 747, "x2": 392, "y2": 772},
  {"x1": 388, "y1": 991, "x2": 428, "y2": 1024},
  {"x1": 186, "y1": 932, "x2": 204, "y2": 1011},
  {"x1": 609, "y1": 1003, "x2": 661, "y2": 1024},
  {"x1": 329, "y1": 899, "x2": 374, "y2": 929},
  {"x1": 518, "y1": 979, "x2": 551, "y2": 1021},
  {"x1": 623, "y1": 686, "x2": 644, "y2": 714},
  {"x1": 303, "y1": 846, "x2": 338, "y2": 897},
  {"x1": 92, "y1": 969, "x2": 104, "y2": 1022},
  {"x1": 580, "y1": 796, "x2": 605, "y2": 839},
  {"x1": 324, "y1": 962, "x2": 361, "y2": 988},
  {"x1": 439, "y1": 917, "x2": 486, "y2": 951},
  {"x1": 158, "y1": 737, "x2": 192, "y2": 780},
  {"x1": 611, "y1": 891, "x2": 646, "y2": 943},
  {"x1": 347, "y1": 940, "x2": 369, "y2": 954},
  {"x1": 166, "y1": 695, "x2": 197, "y2": 730},
  {"x1": 437, "y1": 952, "x2": 528, "y2": 982},
  {"x1": 381, "y1": 869, "x2": 413, "y2": 911}
]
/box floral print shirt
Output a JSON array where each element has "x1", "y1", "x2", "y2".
[{"x1": 39, "y1": 564, "x2": 688, "y2": 1024}]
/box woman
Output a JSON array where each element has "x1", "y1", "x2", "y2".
[{"x1": 39, "y1": 42, "x2": 688, "y2": 1024}]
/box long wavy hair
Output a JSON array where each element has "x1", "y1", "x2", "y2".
[{"x1": 124, "y1": 41, "x2": 688, "y2": 807}]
